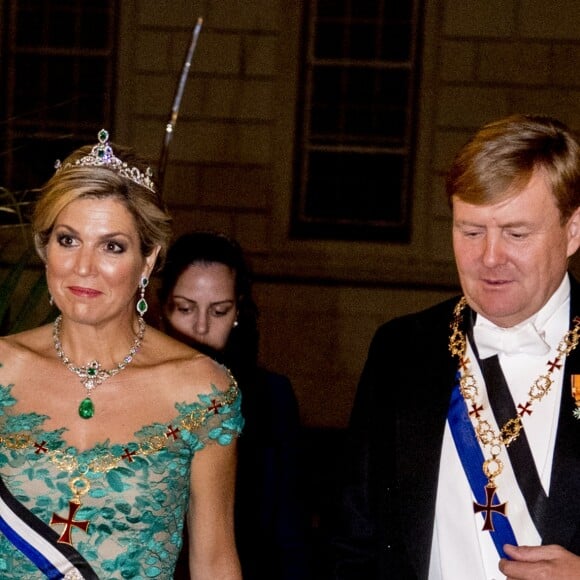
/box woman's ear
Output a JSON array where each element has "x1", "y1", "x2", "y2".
[{"x1": 144, "y1": 245, "x2": 161, "y2": 277}]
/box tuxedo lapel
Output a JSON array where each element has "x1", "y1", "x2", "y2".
[
  {"x1": 544, "y1": 276, "x2": 580, "y2": 551},
  {"x1": 396, "y1": 300, "x2": 459, "y2": 578}
]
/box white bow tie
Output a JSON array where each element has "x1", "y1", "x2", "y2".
[{"x1": 473, "y1": 322, "x2": 551, "y2": 359}]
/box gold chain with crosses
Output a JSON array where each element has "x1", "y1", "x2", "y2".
[
  {"x1": 0, "y1": 383, "x2": 238, "y2": 504},
  {"x1": 448, "y1": 297, "x2": 580, "y2": 483}
]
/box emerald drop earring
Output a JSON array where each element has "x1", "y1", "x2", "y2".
[{"x1": 137, "y1": 277, "x2": 149, "y2": 316}]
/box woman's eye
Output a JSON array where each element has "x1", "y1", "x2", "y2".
[
  {"x1": 176, "y1": 306, "x2": 192, "y2": 314},
  {"x1": 56, "y1": 234, "x2": 76, "y2": 247},
  {"x1": 212, "y1": 309, "x2": 230, "y2": 317},
  {"x1": 105, "y1": 240, "x2": 125, "y2": 253}
]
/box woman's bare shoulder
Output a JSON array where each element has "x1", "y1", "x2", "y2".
[
  {"x1": 0, "y1": 325, "x2": 54, "y2": 385},
  {"x1": 0, "y1": 324, "x2": 53, "y2": 358}
]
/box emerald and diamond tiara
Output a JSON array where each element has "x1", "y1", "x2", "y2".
[{"x1": 54, "y1": 129, "x2": 157, "y2": 193}]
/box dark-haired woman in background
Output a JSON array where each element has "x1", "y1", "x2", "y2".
[{"x1": 158, "y1": 231, "x2": 310, "y2": 580}]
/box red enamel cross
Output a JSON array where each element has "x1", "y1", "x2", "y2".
[
  {"x1": 34, "y1": 440, "x2": 48, "y2": 454},
  {"x1": 165, "y1": 425, "x2": 181, "y2": 440},
  {"x1": 473, "y1": 484, "x2": 507, "y2": 532},
  {"x1": 517, "y1": 402, "x2": 533, "y2": 417},
  {"x1": 547, "y1": 358, "x2": 562, "y2": 373},
  {"x1": 459, "y1": 357, "x2": 470, "y2": 372},
  {"x1": 121, "y1": 448, "x2": 137, "y2": 462},
  {"x1": 208, "y1": 399, "x2": 223, "y2": 414},
  {"x1": 50, "y1": 501, "x2": 90, "y2": 545}
]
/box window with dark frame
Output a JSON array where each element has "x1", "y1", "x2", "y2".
[
  {"x1": 0, "y1": 0, "x2": 117, "y2": 213},
  {"x1": 292, "y1": 0, "x2": 423, "y2": 242}
]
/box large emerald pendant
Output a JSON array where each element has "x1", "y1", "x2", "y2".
[{"x1": 79, "y1": 397, "x2": 95, "y2": 419}]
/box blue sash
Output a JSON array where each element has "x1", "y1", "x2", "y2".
[
  {"x1": 447, "y1": 372, "x2": 518, "y2": 559},
  {"x1": 0, "y1": 476, "x2": 98, "y2": 579}
]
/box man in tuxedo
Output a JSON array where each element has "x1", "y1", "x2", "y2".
[{"x1": 331, "y1": 115, "x2": 580, "y2": 579}]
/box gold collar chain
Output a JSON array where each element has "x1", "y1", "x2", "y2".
[
  {"x1": 0, "y1": 383, "x2": 239, "y2": 500},
  {"x1": 449, "y1": 297, "x2": 580, "y2": 484}
]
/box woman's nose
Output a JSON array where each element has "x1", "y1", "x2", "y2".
[
  {"x1": 193, "y1": 312, "x2": 209, "y2": 335},
  {"x1": 74, "y1": 247, "x2": 96, "y2": 276}
]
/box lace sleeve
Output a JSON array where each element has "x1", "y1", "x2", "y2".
[{"x1": 177, "y1": 381, "x2": 244, "y2": 452}]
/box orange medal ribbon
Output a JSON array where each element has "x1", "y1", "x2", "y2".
[{"x1": 571, "y1": 375, "x2": 580, "y2": 419}]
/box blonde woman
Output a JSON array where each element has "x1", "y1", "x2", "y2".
[{"x1": 0, "y1": 131, "x2": 243, "y2": 579}]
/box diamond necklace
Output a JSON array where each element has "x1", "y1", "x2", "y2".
[
  {"x1": 53, "y1": 314, "x2": 146, "y2": 419},
  {"x1": 448, "y1": 296, "x2": 580, "y2": 530}
]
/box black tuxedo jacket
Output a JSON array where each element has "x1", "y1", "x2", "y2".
[{"x1": 331, "y1": 278, "x2": 580, "y2": 579}]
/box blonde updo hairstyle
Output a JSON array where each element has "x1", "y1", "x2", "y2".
[{"x1": 32, "y1": 143, "x2": 172, "y2": 269}]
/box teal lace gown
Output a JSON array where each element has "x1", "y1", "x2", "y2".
[{"x1": 0, "y1": 374, "x2": 243, "y2": 579}]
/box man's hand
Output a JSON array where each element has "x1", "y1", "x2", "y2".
[{"x1": 499, "y1": 544, "x2": 580, "y2": 579}]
